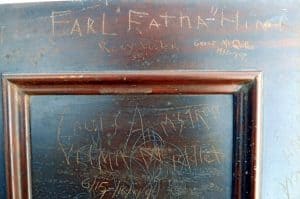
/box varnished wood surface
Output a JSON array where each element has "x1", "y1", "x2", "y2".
[{"x1": 0, "y1": 0, "x2": 298, "y2": 198}]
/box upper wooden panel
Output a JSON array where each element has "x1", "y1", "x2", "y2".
[{"x1": 0, "y1": 0, "x2": 299, "y2": 71}]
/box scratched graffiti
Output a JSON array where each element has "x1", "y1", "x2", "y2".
[
  {"x1": 48, "y1": 3, "x2": 286, "y2": 63},
  {"x1": 51, "y1": 5, "x2": 286, "y2": 38},
  {"x1": 30, "y1": 95, "x2": 233, "y2": 198}
]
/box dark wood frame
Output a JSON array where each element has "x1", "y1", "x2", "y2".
[{"x1": 2, "y1": 71, "x2": 262, "y2": 199}]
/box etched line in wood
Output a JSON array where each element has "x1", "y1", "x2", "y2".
[
  {"x1": 0, "y1": 26, "x2": 5, "y2": 45},
  {"x1": 102, "y1": 13, "x2": 118, "y2": 36},
  {"x1": 159, "y1": 12, "x2": 176, "y2": 27},
  {"x1": 128, "y1": 10, "x2": 149, "y2": 32},
  {"x1": 221, "y1": 9, "x2": 239, "y2": 31},
  {"x1": 51, "y1": 10, "x2": 71, "y2": 36}
]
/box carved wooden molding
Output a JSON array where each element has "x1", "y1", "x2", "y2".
[{"x1": 2, "y1": 71, "x2": 262, "y2": 199}]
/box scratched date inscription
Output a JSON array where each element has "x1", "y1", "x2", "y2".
[{"x1": 30, "y1": 95, "x2": 233, "y2": 198}]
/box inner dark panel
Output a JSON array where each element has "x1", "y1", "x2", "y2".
[{"x1": 30, "y1": 95, "x2": 233, "y2": 199}]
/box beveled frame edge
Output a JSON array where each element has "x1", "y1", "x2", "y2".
[
  {"x1": 2, "y1": 71, "x2": 262, "y2": 199},
  {"x1": 232, "y1": 72, "x2": 262, "y2": 199}
]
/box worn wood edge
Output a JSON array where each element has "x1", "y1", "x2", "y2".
[
  {"x1": 24, "y1": 94, "x2": 32, "y2": 199},
  {"x1": 232, "y1": 91, "x2": 243, "y2": 199},
  {"x1": 20, "y1": 94, "x2": 31, "y2": 199},
  {"x1": 2, "y1": 78, "x2": 22, "y2": 199},
  {"x1": 231, "y1": 71, "x2": 262, "y2": 199},
  {"x1": 18, "y1": 84, "x2": 243, "y2": 95},
  {"x1": 2, "y1": 71, "x2": 261, "y2": 85},
  {"x1": 2, "y1": 76, "x2": 31, "y2": 199},
  {"x1": 2, "y1": 77, "x2": 12, "y2": 199},
  {"x1": 253, "y1": 72, "x2": 262, "y2": 199}
]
